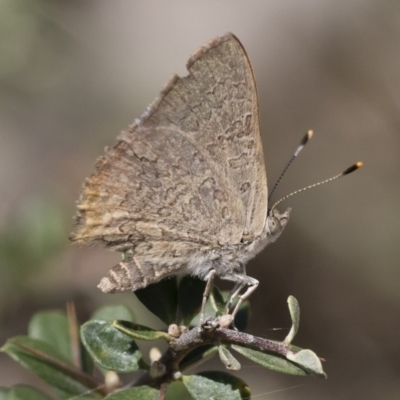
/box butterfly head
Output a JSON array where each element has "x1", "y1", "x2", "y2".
[{"x1": 266, "y1": 207, "x2": 291, "y2": 243}]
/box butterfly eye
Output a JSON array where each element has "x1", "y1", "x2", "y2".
[{"x1": 268, "y1": 216, "x2": 282, "y2": 236}]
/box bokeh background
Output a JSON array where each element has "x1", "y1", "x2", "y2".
[{"x1": 1, "y1": 1, "x2": 399, "y2": 399}]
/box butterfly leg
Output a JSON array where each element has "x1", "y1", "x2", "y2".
[
  {"x1": 230, "y1": 276, "x2": 258, "y2": 320},
  {"x1": 226, "y1": 281, "x2": 244, "y2": 314},
  {"x1": 225, "y1": 263, "x2": 247, "y2": 313},
  {"x1": 199, "y1": 269, "x2": 216, "y2": 325},
  {"x1": 222, "y1": 265, "x2": 259, "y2": 320}
]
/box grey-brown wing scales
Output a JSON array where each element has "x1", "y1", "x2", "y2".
[
  {"x1": 70, "y1": 125, "x2": 245, "y2": 251},
  {"x1": 97, "y1": 240, "x2": 207, "y2": 293},
  {"x1": 140, "y1": 33, "x2": 268, "y2": 239}
]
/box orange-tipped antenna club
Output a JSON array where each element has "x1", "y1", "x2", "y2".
[
  {"x1": 343, "y1": 162, "x2": 363, "y2": 175},
  {"x1": 295, "y1": 129, "x2": 314, "y2": 155},
  {"x1": 270, "y1": 161, "x2": 364, "y2": 211},
  {"x1": 268, "y1": 130, "x2": 314, "y2": 202}
]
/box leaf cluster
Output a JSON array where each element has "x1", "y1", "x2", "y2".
[{"x1": 1, "y1": 276, "x2": 326, "y2": 399}]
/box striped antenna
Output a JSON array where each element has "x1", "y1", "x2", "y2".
[
  {"x1": 268, "y1": 130, "x2": 313, "y2": 202},
  {"x1": 270, "y1": 162, "x2": 363, "y2": 211}
]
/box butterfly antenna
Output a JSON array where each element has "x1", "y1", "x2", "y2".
[
  {"x1": 268, "y1": 130, "x2": 314, "y2": 202},
  {"x1": 270, "y1": 162, "x2": 363, "y2": 211}
]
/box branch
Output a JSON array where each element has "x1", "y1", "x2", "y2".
[{"x1": 134, "y1": 316, "x2": 294, "y2": 387}]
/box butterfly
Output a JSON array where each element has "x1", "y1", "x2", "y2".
[{"x1": 70, "y1": 33, "x2": 290, "y2": 319}]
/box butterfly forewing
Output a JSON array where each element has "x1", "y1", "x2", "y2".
[{"x1": 141, "y1": 34, "x2": 268, "y2": 239}]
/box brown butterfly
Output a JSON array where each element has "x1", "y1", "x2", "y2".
[{"x1": 70, "y1": 33, "x2": 290, "y2": 319}]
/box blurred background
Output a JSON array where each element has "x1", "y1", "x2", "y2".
[{"x1": 1, "y1": 1, "x2": 399, "y2": 399}]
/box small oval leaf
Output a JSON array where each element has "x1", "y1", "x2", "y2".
[
  {"x1": 180, "y1": 345, "x2": 218, "y2": 372},
  {"x1": 28, "y1": 311, "x2": 71, "y2": 363},
  {"x1": 105, "y1": 386, "x2": 159, "y2": 400},
  {"x1": 286, "y1": 349, "x2": 327, "y2": 378},
  {"x1": 218, "y1": 346, "x2": 241, "y2": 370},
  {"x1": 284, "y1": 296, "x2": 300, "y2": 344},
  {"x1": 178, "y1": 276, "x2": 206, "y2": 326},
  {"x1": 113, "y1": 320, "x2": 170, "y2": 341},
  {"x1": 1, "y1": 336, "x2": 100, "y2": 396},
  {"x1": 0, "y1": 385, "x2": 53, "y2": 400},
  {"x1": 166, "y1": 380, "x2": 193, "y2": 400},
  {"x1": 183, "y1": 371, "x2": 250, "y2": 400},
  {"x1": 91, "y1": 305, "x2": 135, "y2": 322},
  {"x1": 231, "y1": 344, "x2": 307, "y2": 376},
  {"x1": 28, "y1": 309, "x2": 93, "y2": 375},
  {"x1": 135, "y1": 277, "x2": 178, "y2": 325},
  {"x1": 209, "y1": 290, "x2": 250, "y2": 331},
  {"x1": 81, "y1": 320, "x2": 144, "y2": 372},
  {"x1": 234, "y1": 300, "x2": 250, "y2": 332},
  {"x1": 210, "y1": 286, "x2": 226, "y2": 315}
]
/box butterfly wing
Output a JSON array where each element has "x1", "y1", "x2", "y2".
[
  {"x1": 70, "y1": 34, "x2": 268, "y2": 291},
  {"x1": 140, "y1": 33, "x2": 268, "y2": 239},
  {"x1": 70, "y1": 125, "x2": 245, "y2": 250}
]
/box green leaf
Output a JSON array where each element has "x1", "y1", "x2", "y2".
[
  {"x1": 88, "y1": 306, "x2": 134, "y2": 376},
  {"x1": 166, "y1": 381, "x2": 193, "y2": 400},
  {"x1": 231, "y1": 344, "x2": 307, "y2": 376},
  {"x1": 210, "y1": 286, "x2": 225, "y2": 315},
  {"x1": 28, "y1": 311, "x2": 71, "y2": 363},
  {"x1": 91, "y1": 305, "x2": 135, "y2": 322},
  {"x1": 113, "y1": 320, "x2": 170, "y2": 341},
  {"x1": 104, "y1": 386, "x2": 159, "y2": 399},
  {"x1": 81, "y1": 320, "x2": 145, "y2": 372},
  {"x1": 218, "y1": 346, "x2": 241, "y2": 370},
  {"x1": 284, "y1": 296, "x2": 300, "y2": 344},
  {"x1": 209, "y1": 289, "x2": 250, "y2": 331},
  {"x1": 180, "y1": 345, "x2": 218, "y2": 372},
  {"x1": 234, "y1": 300, "x2": 250, "y2": 332},
  {"x1": 286, "y1": 349, "x2": 327, "y2": 378},
  {"x1": 189, "y1": 302, "x2": 216, "y2": 327},
  {"x1": 135, "y1": 277, "x2": 178, "y2": 325},
  {"x1": 1, "y1": 336, "x2": 101, "y2": 397},
  {"x1": 0, "y1": 385, "x2": 53, "y2": 400},
  {"x1": 28, "y1": 309, "x2": 93, "y2": 375},
  {"x1": 178, "y1": 276, "x2": 206, "y2": 326},
  {"x1": 183, "y1": 371, "x2": 250, "y2": 400}
]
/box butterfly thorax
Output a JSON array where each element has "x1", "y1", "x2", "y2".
[{"x1": 186, "y1": 207, "x2": 291, "y2": 280}]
